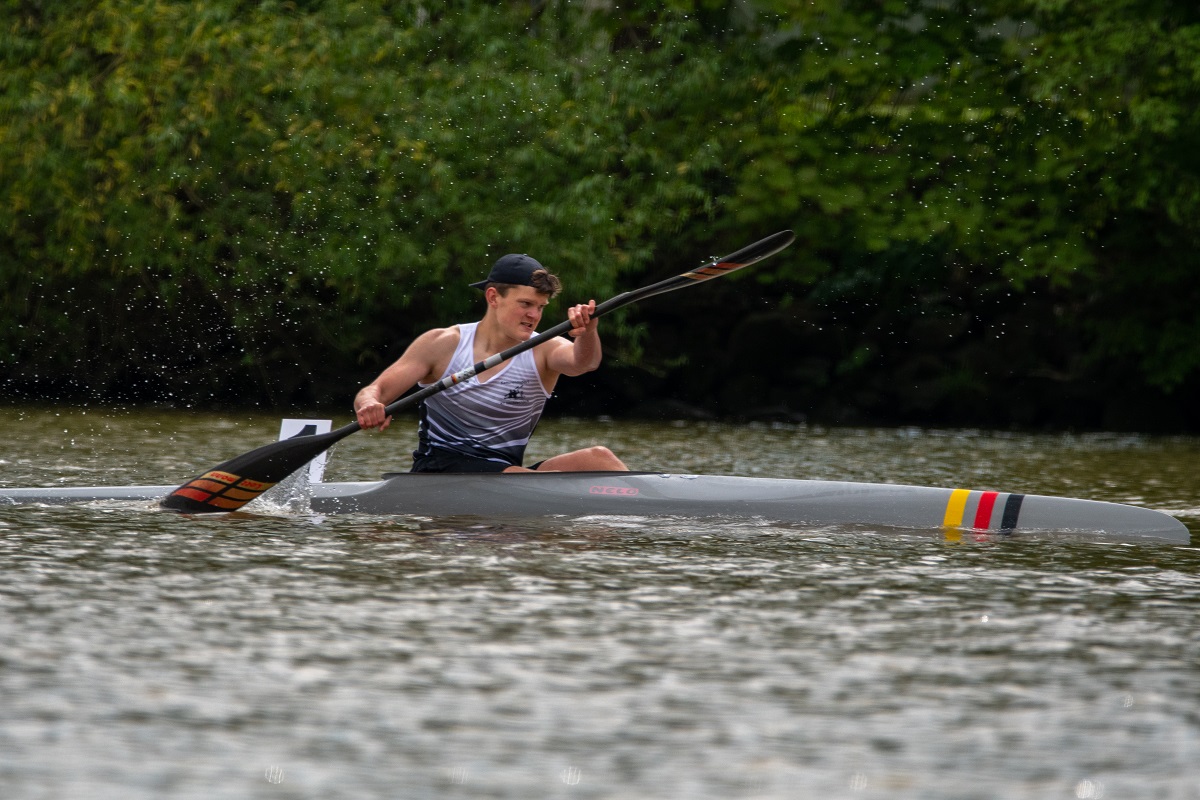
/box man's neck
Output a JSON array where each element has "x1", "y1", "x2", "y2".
[{"x1": 475, "y1": 313, "x2": 522, "y2": 354}]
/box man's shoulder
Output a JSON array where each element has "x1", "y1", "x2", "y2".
[
  {"x1": 409, "y1": 325, "x2": 462, "y2": 359},
  {"x1": 416, "y1": 324, "x2": 463, "y2": 345}
]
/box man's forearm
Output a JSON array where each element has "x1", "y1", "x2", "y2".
[{"x1": 568, "y1": 331, "x2": 603, "y2": 374}]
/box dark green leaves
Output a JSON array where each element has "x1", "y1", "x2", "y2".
[{"x1": 2, "y1": 0, "x2": 1197, "y2": 424}]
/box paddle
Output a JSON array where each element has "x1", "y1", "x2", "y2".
[{"x1": 160, "y1": 229, "x2": 796, "y2": 513}]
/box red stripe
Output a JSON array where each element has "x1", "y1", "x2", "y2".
[{"x1": 974, "y1": 491, "x2": 999, "y2": 529}]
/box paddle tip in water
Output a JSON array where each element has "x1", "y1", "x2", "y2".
[
  {"x1": 160, "y1": 468, "x2": 278, "y2": 513},
  {"x1": 159, "y1": 428, "x2": 348, "y2": 513}
]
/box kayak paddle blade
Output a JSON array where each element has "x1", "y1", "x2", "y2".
[
  {"x1": 682, "y1": 229, "x2": 795, "y2": 283},
  {"x1": 160, "y1": 427, "x2": 350, "y2": 513}
]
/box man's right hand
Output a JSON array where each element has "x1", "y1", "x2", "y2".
[{"x1": 355, "y1": 400, "x2": 392, "y2": 431}]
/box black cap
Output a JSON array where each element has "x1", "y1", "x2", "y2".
[{"x1": 469, "y1": 254, "x2": 545, "y2": 290}]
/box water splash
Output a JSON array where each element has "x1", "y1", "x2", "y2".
[{"x1": 255, "y1": 468, "x2": 314, "y2": 515}]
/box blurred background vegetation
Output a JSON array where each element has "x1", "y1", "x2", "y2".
[{"x1": 2, "y1": 0, "x2": 1198, "y2": 431}]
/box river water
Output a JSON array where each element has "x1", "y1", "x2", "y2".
[{"x1": 1, "y1": 406, "x2": 1198, "y2": 799}]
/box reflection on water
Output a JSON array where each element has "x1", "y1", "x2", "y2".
[{"x1": 1, "y1": 407, "x2": 1198, "y2": 799}]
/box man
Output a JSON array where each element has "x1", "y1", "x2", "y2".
[{"x1": 353, "y1": 253, "x2": 628, "y2": 473}]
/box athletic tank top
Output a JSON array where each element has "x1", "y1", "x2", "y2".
[{"x1": 414, "y1": 322, "x2": 552, "y2": 467}]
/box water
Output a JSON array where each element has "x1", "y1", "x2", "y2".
[{"x1": 2, "y1": 406, "x2": 1199, "y2": 798}]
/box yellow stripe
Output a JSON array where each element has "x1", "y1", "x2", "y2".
[
  {"x1": 222, "y1": 487, "x2": 264, "y2": 501},
  {"x1": 942, "y1": 489, "x2": 970, "y2": 527}
]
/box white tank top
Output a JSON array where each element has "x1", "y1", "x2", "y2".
[{"x1": 414, "y1": 322, "x2": 552, "y2": 466}]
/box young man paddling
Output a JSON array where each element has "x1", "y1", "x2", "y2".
[{"x1": 353, "y1": 254, "x2": 629, "y2": 473}]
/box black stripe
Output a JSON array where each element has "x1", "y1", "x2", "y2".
[{"x1": 1001, "y1": 493, "x2": 1025, "y2": 532}]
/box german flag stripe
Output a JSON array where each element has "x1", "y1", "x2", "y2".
[
  {"x1": 942, "y1": 489, "x2": 1024, "y2": 532},
  {"x1": 973, "y1": 491, "x2": 999, "y2": 529},
  {"x1": 1001, "y1": 493, "x2": 1025, "y2": 532},
  {"x1": 943, "y1": 489, "x2": 971, "y2": 527}
]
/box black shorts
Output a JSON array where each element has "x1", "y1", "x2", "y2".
[{"x1": 411, "y1": 448, "x2": 516, "y2": 474}]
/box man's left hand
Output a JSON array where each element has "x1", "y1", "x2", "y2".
[{"x1": 567, "y1": 300, "x2": 598, "y2": 338}]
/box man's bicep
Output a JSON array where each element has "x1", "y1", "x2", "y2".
[
  {"x1": 376, "y1": 358, "x2": 430, "y2": 399},
  {"x1": 377, "y1": 329, "x2": 455, "y2": 399},
  {"x1": 541, "y1": 336, "x2": 583, "y2": 376}
]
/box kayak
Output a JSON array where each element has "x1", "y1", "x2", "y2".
[{"x1": 0, "y1": 472, "x2": 1189, "y2": 542}]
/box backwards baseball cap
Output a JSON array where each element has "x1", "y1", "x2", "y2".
[{"x1": 469, "y1": 254, "x2": 545, "y2": 290}]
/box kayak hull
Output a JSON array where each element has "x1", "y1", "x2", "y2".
[{"x1": 0, "y1": 472, "x2": 1189, "y2": 542}]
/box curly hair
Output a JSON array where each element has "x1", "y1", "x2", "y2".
[{"x1": 493, "y1": 269, "x2": 562, "y2": 299}]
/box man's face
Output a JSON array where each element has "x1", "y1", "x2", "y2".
[{"x1": 490, "y1": 285, "x2": 550, "y2": 340}]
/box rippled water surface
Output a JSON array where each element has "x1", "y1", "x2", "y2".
[{"x1": 2, "y1": 407, "x2": 1198, "y2": 799}]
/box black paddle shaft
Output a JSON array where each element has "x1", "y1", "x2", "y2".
[{"x1": 160, "y1": 230, "x2": 795, "y2": 512}]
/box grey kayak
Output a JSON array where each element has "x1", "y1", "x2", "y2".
[{"x1": 0, "y1": 472, "x2": 1189, "y2": 542}]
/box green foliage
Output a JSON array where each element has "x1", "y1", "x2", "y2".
[
  {"x1": 994, "y1": 0, "x2": 1200, "y2": 392},
  {"x1": 1, "y1": 0, "x2": 729, "y2": 402},
  {"x1": 720, "y1": 0, "x2": 1200, "y2": 406},
  {"x1": 1, "y1": 0, "x2": 1198, "y2": 428}
]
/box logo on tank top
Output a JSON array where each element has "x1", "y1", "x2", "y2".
[{"x1": 498, "y1": 378, "x2": 526, "y2": 403}]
